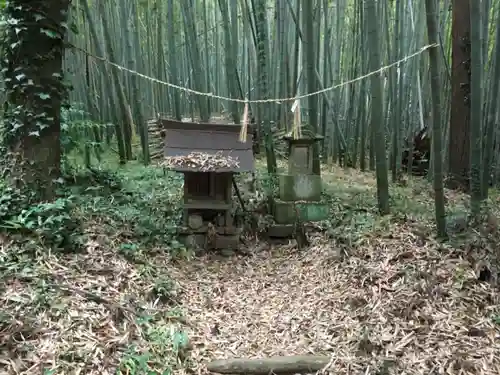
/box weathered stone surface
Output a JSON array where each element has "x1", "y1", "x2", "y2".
[
  {"x1": 273, "y1": 200, "x2": 329, "y2": 224},
  {"x1": 213, "y1": 234, "x2": 240, "y2": 250},
  {"x1": 188, "y1": 214, "x2": 203, "y2": 230},
  {"x1": 266, "y1": 224, "x2": 295, "y2": 238},
  {"x1": 288, "y1": 145, "x2": 312, "y2": 174},
  {"x1": 219, "y1": 248, "x2": 235, "y2": 257},
  {"x1": 301, "y1": 203, "x2": 330, "y2": 221},
  {"x1": 182, "y1": 234, "x2": 205, "y2": 252},
  {"x1": 283, "y1": 134, "x2": 323, "y2": 174},
  {"x1": 279, "y1": 174, "x2": 322, "y2": 201}
]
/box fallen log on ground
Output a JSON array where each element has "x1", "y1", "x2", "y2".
[{"x1": 206, "y1": 355, "x2": 331, "y2": 375}]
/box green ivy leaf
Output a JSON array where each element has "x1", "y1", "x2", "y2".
[
  {"x1": 34, "y1": 13, "x2": 44, "y2": 22},
  {"x1": 40, "y1": 28, "x2": 58, "y2": 39},
  {"x1": 37, "y1": 93, "x2": 50, "y2": 100}
]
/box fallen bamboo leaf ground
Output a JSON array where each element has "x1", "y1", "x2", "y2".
[
  {"x1": 1, "y1": 164, "x2": 500, "y2": 374},
  {"x1": 174, "y1": 228, "x2": 500, "y2": 374}
]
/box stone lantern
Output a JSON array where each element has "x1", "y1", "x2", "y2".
[{"x1": 270, "y1": 131, "x2": 329, "y2": 235}]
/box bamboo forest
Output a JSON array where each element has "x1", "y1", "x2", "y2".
[{"x1": 1, "y1": 0, "x2": 500, "y2": 374}]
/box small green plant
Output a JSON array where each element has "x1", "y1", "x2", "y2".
[
  {"x1": 492, "y1": 314, "x2": 500, "y2": 326},
  {"x1": 119, "y1": 243, "x2": 142, "y2": 261},
  {"x1": 0, "y1": 184, "x2": 31, "y2": 218},
  {"x1": 118, "y1": 346, "x2": 154, "y2": 375},
  {"x1": 61, "y1": 104, "x2": 113, "y2": 167},
  {"x1": 151, "y1": 276, "x2": 178, "y2": 304},
  {"x1": 168, "y1": 240, "x2": 193, "y2": 260},
  {"x1": 0, "y1": 182, "x2": 82, "y2": 249},
  {"x1": 117, "y1": 314, "x2": 190, "y2": 375}
]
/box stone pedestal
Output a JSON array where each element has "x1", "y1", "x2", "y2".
[{"x1": 273, "y1": 200, "x2": 329, "y2": 224}]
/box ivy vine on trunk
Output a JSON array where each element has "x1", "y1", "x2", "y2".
[{"x1": 2, "y1": 0, "x2": 72, "y2": 200}]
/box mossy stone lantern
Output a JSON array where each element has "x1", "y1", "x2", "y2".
[{"x1": 271, "y1": 130, "x2": 328, "y2": 226}]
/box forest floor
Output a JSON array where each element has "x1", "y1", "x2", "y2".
[{"x1": 1, "y1": 159, "x2": 500, "y2": 375}]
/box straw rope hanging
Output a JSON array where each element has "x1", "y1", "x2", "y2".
[
  {"x1": 291, "y1": 99, "x2": 302, "y2": 139},
  {"x1": 239, "y1": 99, "x2": 249, "y2": 143}
]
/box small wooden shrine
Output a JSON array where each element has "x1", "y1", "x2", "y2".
[
  {"x1": 269, "y1": 130, "x2": 329, "y2": 238},
  {"x1": 158, "y1": 117, "x2": 254, "y2": 251}
]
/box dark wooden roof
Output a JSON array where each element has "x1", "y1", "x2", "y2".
[{"x1": 159, "y1": 118, "x2": 254, "y2": 172}]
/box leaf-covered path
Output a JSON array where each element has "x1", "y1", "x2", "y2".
[{"x1": 173, "y1": 229, "x2": 500, "y2": 375}]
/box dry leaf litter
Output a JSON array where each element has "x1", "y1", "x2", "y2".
[
  {"x1": 172, "y1": 230, "x2": 500, "y2": 375},
  {"x1": 1, "y1": 165, "x2": 500, "y2": 375},
  {"x1": 162, "y1": 151, "x2": 239, "y2": 171},
  {"x1": 0, "y1": 234, "x2": 185, "y2": 375}
]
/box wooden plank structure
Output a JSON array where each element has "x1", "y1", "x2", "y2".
[{"x1": 157, "y1": 117, "x2": 254, "y2": 251}]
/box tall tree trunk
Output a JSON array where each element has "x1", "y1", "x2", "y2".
[
  {"x1": 365, "y1": 0, "x2": 390, "y2": 215},
  {"x1": 448, "y1": 0, "x2": 471, "y2": 190},
  {"x1": 469, "y1": 0, "x2": 483, "y2": 215},
  {"x1": 481, "y1": 4, "x2": 500, "y2": 199},
  {"x1": 303, "y1": 0, "x2": 320, "y2": 175},
  {"x1": 253, "y1": 0, "x2": 277, "y2": 175},
  {"x1": 425, "y1": 0, "x2": 447, "y2": 238},
  {"x1": 2, "y1": 0, "x2": 72, "y2": 200}
]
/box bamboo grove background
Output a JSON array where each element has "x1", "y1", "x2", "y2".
[{"x1": 64, "y1": 0, "x2": 497, "y2": 195}]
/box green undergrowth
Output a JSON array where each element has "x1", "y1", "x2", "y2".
[
  {"x1": 256, "y1": 159, "x2": 500, "y2": 250},
  {"x1": 319, "y1": 165, "x2": 500, "y2": 249},
  {"x1": 65, "y1": 162, "x2": 188, "y2": 257},
  {"x1": 0, "y1": 160, "x2": 188, "y2": 254},
  {"x1": 0, "y1": 158, "x2": 192, "y2": 374}
]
